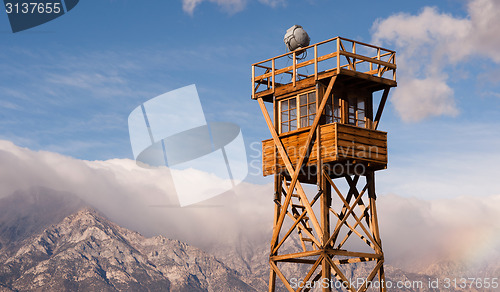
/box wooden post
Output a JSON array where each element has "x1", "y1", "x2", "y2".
[
  {"x1": 321, "y1": 173, "x2": 331, "y2": 291},
  {"x1": 314, "y1": 45, "x2": 318, "y2": 81},
  {"x1": 336, "y1": 38, "x2": 340, "y2": 74},
  {"x1": 367, "y1": 171, "x2": 386, "y2": 292},
  {"x1": 373, "y1": 87, "x2": 390, "y2": 130},
  {"x1": 272, "y1": 58, "x2": 275, "y2": 92},
  {"x1": 377, "y1": 48, "x2": 381, "y2": 77},
  {"x1": 352, "y1": 41, "x2": 356, "y2": 71},
  {"x1": 392, "y1": 53, "x2": 396, "y2": 81},
  {"x1": 252, "y1": 65, "x2": 255, "y2": 99},
  {"x1": 269, "y1": 174, "x2": 282, "y2": 292},
  {"x1": 293, "y1": 51, "x2": 297, "y2": 87},
  {"x1": 316, "y1": 83, "x2": 332, "y2": 291}
]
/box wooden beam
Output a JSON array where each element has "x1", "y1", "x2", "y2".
[
  {"x1": 284, "y1": 209, "x2": 321, "y2": 248},
  {"x1": 269, "y1": 268, "x2": 277, "y2": 292},
  {"x1": 258, "y1": 97, "x2": 317, "y2": 249},
  {"x1": 252, "y1": 65, "x2": 255, "y2": 99},
  {"x1": 271, "y1": 250, "x2": 322, "y2": 262},
  {"x1": 379, "y1": 53, "x2": 395, "y2": 76},
  {"x1": 314, "y1": 45, "x2": 318, "y2": 80},
  {"x1": 273, "y1": 190, "x2": 323, "y2": 254},
  {"x1": 328, "y1": 172, "x2": 359, "y2": 244},
  {"x1": 281, "y1": 76, "x2": 338, "y2": 241},
  {"x1": 331, "y1": 257, "x2": 374, "y2": 265},
  {"x1": 373, "y1": 87, "x2": 390, "y2": 130},
  {"x1": 357, "y1": 260, "x2": 384, "y2": 292},
  {"x1": 270, "y1": 260, "x2": 295, "y2": 292},
  {"x1": 278, "y1": 258, "x2": 318, "y2": 264},
  {"x1": 324, "y1": 255, "x2": 356, "y2": 292},
  {"x1": 297, "y1": 256, "x2": 323, "y2": 292},
  {"x1": 261, "y1": 77, "x2": 338, "y2": 249},
  {"x1": 337, "y1": 205, "x2": 373, "y2": 250},
  {"x1": 338, "y1": 69, "x2": 397, "y2": 87},
  {"x1": 339, "y1": 42, "x2": 355, "y2": 71},
  {"x1": 325, "y1": 183, "x2": 369, "y2": 248},
  {"x1": 343, "y1": 176, "x2": 379, "y2": 250},
  {"x1": 272, "y1": 59, "x2": 275, "y2": 92},
  {"x1": 324, "y1": 249, "x2": 382, "y2": 259},
  {"x1": 340, "y1": 51, "x2": 396, "y2": 70},
  {"x1": 330, "y1": 207, "x2": 375, "y2": 250},
  {"x1": 271, "y1": 174, "x2": 282, "y2": 251},
  {"x1": 379, "y1": 262, "x2": 387, "y2": 292},
  {"x1": 303, "y1": 273, "x2": 322, "y2": 292},
  {"x1": 336, "y1": 39, "x2": 340, "y2": 74},
  {"x1": 327, "y1": 175, "x2": 380, "y2": 253}
]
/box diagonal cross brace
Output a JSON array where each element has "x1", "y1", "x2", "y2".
[
  {"x1": 258, "y1": 76, "x2": 338, "y2": 247},
  {"x1": 325, "y1": 182, "x2": 368, "y2": 248},
  {"x1": 273, "y1": 189, "x2": 323, "y2": 254},
  {"x1": 373, "y1": 87, "x2": 390, "y2": 130}
]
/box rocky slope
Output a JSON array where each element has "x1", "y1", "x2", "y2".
[
  {"x1": 0, "y1": 187, "x2": 85, "y2": 252},
  {"x1": 0, "y1": 188, "x2": 258, "y2": 291},
  {"x1": 0, "y1": 188, "x2": 498, "y2": 291},
  {"x1": 0, "y1": 207, "x2": 256, "y2": 291}
]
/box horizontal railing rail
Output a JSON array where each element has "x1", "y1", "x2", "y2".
[{"x1": 252, "y1": 37, "x2": 396, "y2": 98}]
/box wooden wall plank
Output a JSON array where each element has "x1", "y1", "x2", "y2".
[{"x1": 262, "y1": 122, "x2": 388, "y2": 175}]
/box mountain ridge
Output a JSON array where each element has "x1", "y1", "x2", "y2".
[
  {"x1": 0, "y1": 207, "x2": 259, "y2": 291},
  {"x1": 0, "y1": 187, "x2": 498, "y2": 291}
]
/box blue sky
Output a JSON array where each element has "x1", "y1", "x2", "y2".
[
  {"x1": 1, "y1": 0, "x2": 500, "y2": 199},
  {"x1": 0, "y1": 1, "x2": 499, "y2": 268}
]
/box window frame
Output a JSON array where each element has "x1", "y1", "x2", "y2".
[
  {"x1": 278, "y1": 90, "x2": 317, "y2": 134},
  {"x1": 278, "y1": 90, "x2": 370, "y2": 133},
  {"x1": 347, "y1": 95, "x2": 367, "y2": 128},
  {"x1": 324, "y1": 94, "x2": 342, "y2": 124}
]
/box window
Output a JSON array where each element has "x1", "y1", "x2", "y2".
[
  {"x1": 280, "y1": 98, "x2": 297, "y2": 133},
  {"x1": 348, "y1": 96, "x2": 366, "y2": 128},
  {"x1": 280, "y1": 92, "x2": 367, "y2": 132},
  {"x1": 324, "y1": 95, "x2": 341, "y2": 124},
  {"x1": 279, "y1": 91, "x2": 316, "y2": 133},
  {"x1": 299, "y1": 92, "x2": 316, "y2": 127}
]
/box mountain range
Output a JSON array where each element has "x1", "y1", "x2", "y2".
[{"x1": 0, "y1": 187, "x2": 497, "y2": 291}]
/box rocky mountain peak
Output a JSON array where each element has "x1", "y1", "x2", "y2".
[{"x1": 0, "y1": 190, "x2": 258, "y2": 291}]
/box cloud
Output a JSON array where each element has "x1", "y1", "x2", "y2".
[
  {"x1": 0, "y1": 140, "x2": 498, "y2": 273},
  {"x1": 0, "y1": 42, "x2": 255, "y2": 160},
  {"x1": 257, "y1": 0, "x2": 286, "y2": 8},
  {"x1": 181, "y1": 0, "x2": 286, "y2": 15},
  {"x1": 0, "y1": 140, "x2": 272, "y2": 249},
  {"x1": 392, "y1": 77, "x2": 458, "y2": 122},
  {"x1": 372, "y1": 0, "x2": 500, "y2": 122},
  {"x1": 182, "y1": 0, "x2": 246, "y2": 15},
  {"x1": 379, "y1": 194, "x2": 500, "y2": 274}
]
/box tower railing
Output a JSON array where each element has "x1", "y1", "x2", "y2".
[{"x1": 251, "y1": 36, "x2": 396, "y2": 99}]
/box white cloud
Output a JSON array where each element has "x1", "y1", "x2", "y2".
[
  {"x1": 258, "y1": 0, "x2": 286, "y2": 8},
  {"x1": 372, "y1": 0, "x2": 500, "y2": 122},
  {"x1": 0, "y1": 140, "x2": 271, "y2": 249},
  {"x1": 182, "y1": 0, "x2": 204, "y2": 15},
  {"x1": 181, "y1": 0, "x2": 286, "y2": 15},
  {"x1": 1, "y1": 140, "x2": 499, "y2": 274},
  {"x1": 379, "y1": 194, "x2": 500, "y2": 273},
  {"x1": 182, "y1": 0, "x2": 246, "y2": 15},
  {"x1": 392, "y1": 77, "x2": 458, "y2": 123}
]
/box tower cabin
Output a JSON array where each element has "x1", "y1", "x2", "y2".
[{"x1": 252, "y1": 37, "x2": 397, "y2": 183}]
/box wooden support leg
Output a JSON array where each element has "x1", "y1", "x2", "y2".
[
  {"x1": 270, "y1": 174, "x2": 281, "y2": 291},
  {"x1": 367, "y1": 170, "x2": 386, "y2": 292},
  {"x1": 321, "y1": 174, "x2": 331, "y2": 291},
  {"x1": 269, "y1": 268, "x2": 277, "y2": 292},
  {"x1": 271, "y1": 174, "x2": 282, "y2": 250}
]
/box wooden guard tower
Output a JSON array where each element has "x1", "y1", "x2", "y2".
[{"x1": 251, "y1": 36, "x2": 397, "y2": 291}]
